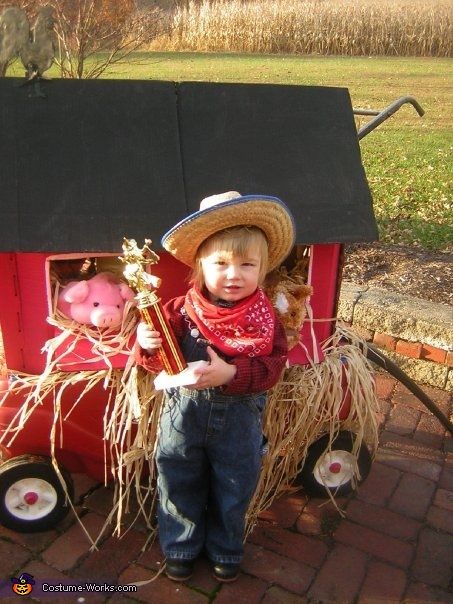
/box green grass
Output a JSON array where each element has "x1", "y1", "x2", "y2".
[
  {"x1": 361, "y1": 130, "x2": 452, "y2": 249},
  {"x1": 9, "y1": 52, "x2": 452, "y2": 249}
]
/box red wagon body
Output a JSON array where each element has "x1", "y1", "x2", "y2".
[
  {"x1": 0, "y1": 78, "x2": 378, "y2": 532},
  {"x1": 0, "y1": 243, "x2": 344, "y2": 476}
]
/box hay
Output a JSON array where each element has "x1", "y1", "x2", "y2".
[
  {"x1": 102, "y1": 364, "x2": 163, "y2": 543},
  {"x1": 0, "y1": 364, "x2": 164, "y2": 548},
  {"x1": 1, "y1": 300, "x2": 378, "y2": 546},
  {"x1": 246, "y1": 323, "x2": 379, "y2": 533},
  {"x1": 0, "y1": 278, "x2": 165, "y2": 546}
]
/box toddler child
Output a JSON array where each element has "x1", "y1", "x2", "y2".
[{"x1": 136, "y1": 191, "x2": 295, "y2": 583}]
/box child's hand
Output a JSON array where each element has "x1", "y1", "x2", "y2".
[
  {"x1": 193, "y1": 346, "x2": 237, "y2": 389},
  {"x1": 136, "y1": 322, "x2": 162, "y2": 352}
]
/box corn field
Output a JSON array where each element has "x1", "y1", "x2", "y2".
[{"x1": 151, "y1": 0, "x2": 453, "y2": 57}]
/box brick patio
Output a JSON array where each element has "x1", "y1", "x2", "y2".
[{"x1": 0, "y1": 373, "x2": 452, "y2": 603}]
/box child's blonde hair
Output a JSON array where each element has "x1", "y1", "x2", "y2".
[{"x1": 191, "y1": 226, "x2": 269, "y2": 288}]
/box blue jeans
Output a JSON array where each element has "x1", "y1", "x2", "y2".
[{"x1": 155, "y1": 386, "x2": 266, "y2": 564}]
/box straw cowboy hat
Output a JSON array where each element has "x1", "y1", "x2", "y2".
[{"x1": 161, "y1": 191, "x2": 296, "y2": 271}]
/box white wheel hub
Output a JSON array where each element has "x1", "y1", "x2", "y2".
[
  {"x1": 313, "y1": 450, "x2": 357, "y2": 488},
  {"x1": 5, "y1": 477, "x2": 58, "y2": 520}
]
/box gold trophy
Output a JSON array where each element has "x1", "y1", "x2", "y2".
[{"x1": 121, "y1": 239, "x2": 187, "y2": 376}]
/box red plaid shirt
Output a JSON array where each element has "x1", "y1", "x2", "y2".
[{"x1": 136, "y1": 294, "x2": 288, "y2": 395}]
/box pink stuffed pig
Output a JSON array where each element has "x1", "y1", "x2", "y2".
[{"x1": 57, "y1": 272, "x2": 135, "y2": 329}]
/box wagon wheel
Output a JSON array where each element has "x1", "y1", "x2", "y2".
[
  {"x1": 295, "y1": 431, "x2": 372, "y2": 498},
  {"x1": 0, "y1": 455, "x2": 73, "y2": 532}
]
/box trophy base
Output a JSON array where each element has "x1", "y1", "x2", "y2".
[{"x1": 154, "y1": 360, "x2": 209, "y2": 391}]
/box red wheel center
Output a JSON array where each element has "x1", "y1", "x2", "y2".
[
  {"x1": 24, "y1": 491, "x2": 39, "y2": 505},
  {"x1": 329, "y1": 462, "x2": 342, "y2": 474}
]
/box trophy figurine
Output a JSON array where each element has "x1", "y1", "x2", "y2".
[
  {"x1": 121, "y1": 239, "x2": 207, "y2": 389},
  {"x1": 121, "y1": 238, "x2": 187, "y2": 376}
]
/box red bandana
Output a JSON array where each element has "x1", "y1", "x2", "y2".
[{"x1": 184, "y1": 286, "x2": 275, "y2": 358}]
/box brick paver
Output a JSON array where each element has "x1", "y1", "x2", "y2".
[
  {"x1": 377, "y1": 437, "x2": 443, "y2": 482},
  {"x1": 388, "y1": 472, "x2": 436, "y2": 520},
  {"x1": 412, "y1": 527, "x2": 453, "y2": 589},
  {"x1": 0, "y1": 523, "x2": 58, "y2": 553},
  {"x1": 242, "y1": 543, "x2": 315, "y2": 594},
  {"x1": 73, "y1": 530, "x2": 145, "y2": 583},
  {"x1": 258, "y1": 493, "x2": 307, "y2": 528},
  {"x1": 358, "y1": 561, "x2": 407, "y2": 603},
  {"x1": 434, "y1": 487, "x2": 453, "y2": 511},
  {"x1": 426, "y1": 505, "x2": 453, "y2": 534},
  {"x1": 334, "y1": 520, "x2": 414, "y2": 568},
  {"x1": 355, "y1": 461, "x2": 401, "y2": 506},
  {"x1": 119, "y1": 564, "x2": 210, "y2": 603},
  {"x1": 440, "y1": 454, "x2": 453, "y2": 490},
  {"x1": 0, "y1": 374, "x2": 451, "y2": 603},
  {"x1": 345, "y1": 498, "x2": 421, "y2": 540},
  {"x1": 404, "y1": 581, "x2": 453, "y2": 604},
  {"x1": 249, "y1": 523, "x2": 328, "y2": 568},
  {"x1": 261, "y1": 585, "x2": 308, "y2": 603},
  {"x1": 42, "y1": 512, "x2": 108, "y2": 571},
  {"x1": 308, "y1": 544, "x2": 367, "y2": 603},
  {"x1": 414, "y1": 412, "x2": 447, "y2": 449},
  {"x1": 0, "y1": 540, "x2": 32, "y2": 577},
  {"x1": 386, "y1": 404, "x2": 421, "y2": 436},
  {"x1": 374, "y1": 374, "x2": 397, "y2": 400},
  {"x1": 214, "y1": 573, "x2": 268, "y2": 604}
]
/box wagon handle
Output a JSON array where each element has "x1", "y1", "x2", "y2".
[{"x1": 355, "y1": 96, "x2": 425, "y2": 140}]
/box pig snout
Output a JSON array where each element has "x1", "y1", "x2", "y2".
[{"x1": 90, "y1": 306, "x2": 123, "y2": 328}]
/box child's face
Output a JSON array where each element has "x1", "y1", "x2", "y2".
[{"x1": 200, "y1": 247, "x2": 261, "y2": 302}]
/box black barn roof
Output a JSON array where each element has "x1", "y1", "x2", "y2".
[{"x1": 0, "y1": 78, "x2": 377, "y2": 252}]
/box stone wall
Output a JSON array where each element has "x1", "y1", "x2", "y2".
[{"x1": 338, "y1": 283, "x2": 452, "y2": 391}]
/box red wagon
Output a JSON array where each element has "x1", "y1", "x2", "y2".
[{"x1": 0, "y1": 79, "x2": 442, "y2": 534}]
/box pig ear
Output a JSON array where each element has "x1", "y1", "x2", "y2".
[
  {"x1": 119, "y1": 283, "x2": 135, "y2": 302},
  {"x1": 63, "y1": 280, "x2": 89, "y2": 304}
]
